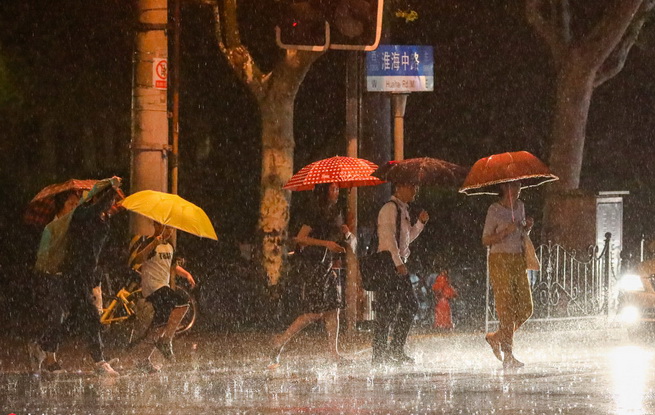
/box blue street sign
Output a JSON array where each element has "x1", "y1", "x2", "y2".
[{"x1": 366, "y1": 45, "x2": 434, "y2": 92}]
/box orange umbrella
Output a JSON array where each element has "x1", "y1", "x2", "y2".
[
  {"x1": 283, "y1": 156, "x2": 385, "y2": 191},
  {"x1": 459, "y1": 151, "x2": 558, "y2": 195}
]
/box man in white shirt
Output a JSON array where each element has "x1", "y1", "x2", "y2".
[{"x1": 372, "y1": 183, "x2": 429, "y2": 365}]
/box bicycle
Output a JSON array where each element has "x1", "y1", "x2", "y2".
[{"x1": 100, "y1": 270, "x2": 198, "y2": 345}]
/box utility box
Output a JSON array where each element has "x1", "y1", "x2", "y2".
[{"x1": 596, "y1": 191, "x2": 629, "y2": 277}]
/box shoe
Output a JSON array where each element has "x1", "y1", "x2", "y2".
[
  {"x1": 43, "y1": 361, "x2": 66, "y2": 374},
  {"x1": 136, "y1": 359, "x2": 161, "y2": 374},
  {"x1": 389, "y1": 352, "x2": 415, "y2": 365},
  {"x1": 503, "y1": 355, "x2": 525, "y2": 370},
  {"x1": 155, "y1": 339, "x2": 175, "y2": 362},
  {"x1": 485, "y1": 333, "x2": 503, "y2": 362},
  {"x1": 28, "y1": 342, "x2": 46, "y2": 373},
  {"x1": 95, "y1": 361, "x2": 120, "y2": 377},
  {"x1": 267, "y1": 344, "x2": 284, "y2": 370}
]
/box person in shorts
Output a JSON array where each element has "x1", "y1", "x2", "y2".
[{"x1": 128, "y1": 221, "x2": 195, "y2": 373}]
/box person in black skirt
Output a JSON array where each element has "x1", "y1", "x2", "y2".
[{"x1": 268, "y1": 182, "x2": 355, "y2": 368}]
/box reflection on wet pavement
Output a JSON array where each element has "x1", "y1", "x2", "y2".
[{"x1": 1, "y1": 328, "x2": 654, "y2": 414}]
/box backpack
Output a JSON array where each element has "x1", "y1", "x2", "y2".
[{"x1": 360, "y1": 200, "x2": 402, "y2": 291}]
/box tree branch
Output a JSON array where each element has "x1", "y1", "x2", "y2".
[
  {"x1": 208, "y1": 0, "x2": 268, "y2": 101},
  {"x1": 576, "y1": 0, "x2": 643, "y2": 69},
  {"x1": 266, "y1": 50, "x2": 323, "y2": 101},
  {"x1": 557, "y1": 0, "x2": 572, "y2": 45},
  {"x1": 594, "y1": 0, "x2": 655, "y2": 87},
  {"x1": 526, "y1": 0, "x2": 569, "y2": 66}
]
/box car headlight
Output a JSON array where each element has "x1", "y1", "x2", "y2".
[
  {"x1": 618, "y1": 306, "x2": 641, "y2": 324},
  {"x1": 618, "y1": 274, "x2": 645, "y2": 292}
]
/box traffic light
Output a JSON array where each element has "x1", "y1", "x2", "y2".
[
  {"x1": 276, "y1": 0, "x2": 383, "y2": 51},
  {"x1": 276, "y1": 1, "x2": 330, "y2": 51},
  {"x1": 329, "y1": 0, "x2": 383, "y2": 51}
]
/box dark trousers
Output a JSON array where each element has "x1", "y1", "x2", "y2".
[
  {"x1": 147, "y1": 286, "x2": 189, "y2": 327},
  {"x1": 372, "y1": 275, "x2": 418, "y2": 358},
  {"x1": 38, "y1": 274, "x2": 105, "y2": 363}
]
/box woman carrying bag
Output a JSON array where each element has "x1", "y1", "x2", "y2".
[
  {"x1": 482, "y1": 181, "x2": 534, "y2": 369},
  {"x1": 268, "y1": 182, "x2": 355, "y2": 369}
]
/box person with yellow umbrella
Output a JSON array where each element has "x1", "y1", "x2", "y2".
[
  {"x1": 128, "y1": 221, "x2": 196, "y2": 373},
  {"x1": 120, "y1": 190, "x2": 216, "y2": 373}
]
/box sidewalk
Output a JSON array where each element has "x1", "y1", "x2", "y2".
[{"x1": 0, "y1": 322, "x2": 626, "y2": 374}]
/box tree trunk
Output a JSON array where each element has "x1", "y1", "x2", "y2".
[
  {"x1": 208, "y1": 0, "x2": 321, "y2": 285},
  {"x1": 259, "y1": 89, "x2": 295, "y2": 286},
  {"x1": 542, "y1": 54, "x2": 595, "y2": 242}
]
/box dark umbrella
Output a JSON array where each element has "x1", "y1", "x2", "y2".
[
  {"x1": 372, "y1": 157, "x2": 468, "y2": 187},
  {"x1": 24, "y1": 179, "x2": 98, "y2": 227}
]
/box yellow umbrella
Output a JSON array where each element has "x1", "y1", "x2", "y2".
[{"x1": 121, "y1": 190, "x2": 217, "y2": 240}]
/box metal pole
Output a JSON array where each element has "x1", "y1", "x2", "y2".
[
  {"x1": 170, "y1": 0, "x2": 180, "y2": 196},
  {"x1": 168, "y1": 0, "x2": 181, "y2": 286},
  {"x1": 345, "y1": 51, "x2": 360, "y2": 334},
  {"x1": 130, "y1": 0, "x2": 169, "y2": 236},
  {"x1": 485, "y1": 247, "x2": 490, "y2": 334},
  {"x1": 603, "y1": 232, "x2": 612, "y2": 316},
  {"x1": 392, "y1": 93, "x2": 408, "y2": 161}
]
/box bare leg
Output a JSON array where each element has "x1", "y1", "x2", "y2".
[
  {"x1": 323, "y1": 309, "x2": 340, "y2": 358},
  {"x1": 154, "y1": 305, "x2": 189, "y2": 361},
  {"x1": 267, "y1": 312, "x2": 323, "y2": 368},
  {"x1": 161, "y1": 305, "x2": 188, "y2": 342},
  {"x1": 273, "y1": 312, "x2": 323, "y2": 348},
  {"x1": 134, "y1": 326, "x2": 164, "y2": 373}
]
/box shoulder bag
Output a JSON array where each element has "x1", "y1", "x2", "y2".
[{"x1": 360, "y1": 201, "x2": 401, "y2": 291}]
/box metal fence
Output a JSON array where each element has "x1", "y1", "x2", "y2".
[{"x1": 485, "y1": 234, "x2": 613, "y2": 331}]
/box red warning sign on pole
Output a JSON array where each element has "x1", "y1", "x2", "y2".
[{"x1": 153, "y1": 58, "x2": 167, "y2": 90}]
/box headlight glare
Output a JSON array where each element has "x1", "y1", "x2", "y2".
[
  {"x1": 618, "y1": 274, "x2": 645, "y2": 292},
  {"x1": 618, "y1": 306, "x2": 640, "y2": 324}
]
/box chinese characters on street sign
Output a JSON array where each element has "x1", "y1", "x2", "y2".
[{"x1": 366, "y1": 45, "x2": 433, "y2": 92}]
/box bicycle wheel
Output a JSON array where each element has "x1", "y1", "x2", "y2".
[{"x1": 176, "y1": 286, "x2": 197, "y2": 334}]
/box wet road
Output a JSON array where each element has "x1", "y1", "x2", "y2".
[{"x1": 1, "y1": 326, "x2": 653, "y2": 414}]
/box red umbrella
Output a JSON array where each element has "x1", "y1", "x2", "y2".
[
  {"x1": 459, "y1": 151, "x2": 558, "y2": 195},
  {"x1": 372, "y1": 157, "x2": 468, "y2": 187},
  {"x1": 283, "y1": 156, "x2": 385, "y2": 191},
  {"x1": 24, "y1": 179, "x2": 98, "y2": 226}
]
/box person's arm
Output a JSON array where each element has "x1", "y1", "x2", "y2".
[
  {"x1": 409, "y1": 210, "x2": 428, "y2": 243},
  {"x1": 378, "y1": 203, "x2": 403, "y2": 267},
  {"x1": 175, "y1": 265, "x2": 196, "y2": 288},
  {"x1": 295, "y1": 224, "x2": 345, "y2": 253},
  {"x1": 521, "y1": 202, "x2": 534, "y2": 234},
  {"x1": 341, "y1": 211, "x2": 357, "y2": 253},
  {"x1": 129, "y1": 236, "x2": 158, "y2": 268},
  {"x1": 76, "y1": 178, "x2": 121, "y2": 220}
]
